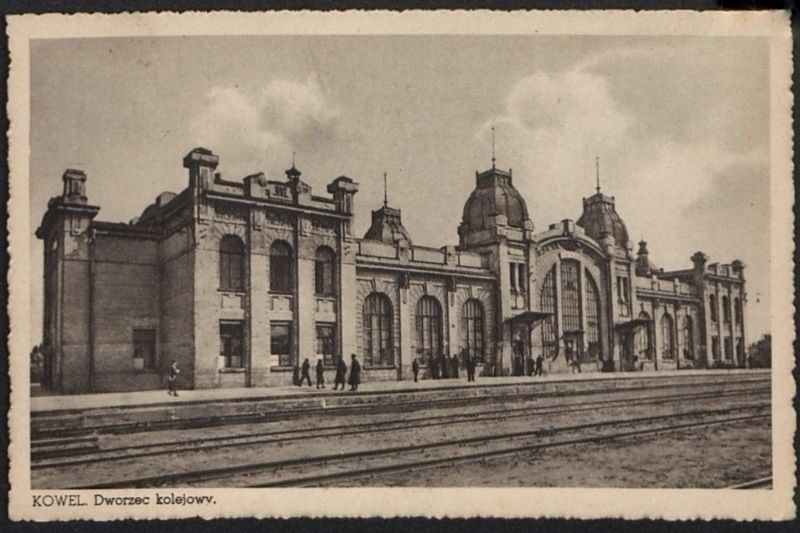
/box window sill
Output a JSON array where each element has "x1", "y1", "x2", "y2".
[
  {"x1": 270, "y1": 366, "x2": 294, "y2": 372},
  {"x1": 218, "y1": 289, "x2": 246, "y2": 295},
  {"x1": 219, "y1": 367, "x2": 246, "y2": 373}
]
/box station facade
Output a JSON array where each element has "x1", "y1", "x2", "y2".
[{"x1": 37, "y1": 148, "x2": 748, "y2": 393}]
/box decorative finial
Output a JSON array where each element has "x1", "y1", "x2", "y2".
[
  {"x1": 383, "y1": 172, "x2": 388, "y2": 208},
  {"x1": 491, "y1": 126, "x2": 496, "y2": 169},
  {"x1": 292, "y1": 151, "x2": 296, "y2": 168},
  {"x1": 595, "y1": 156, "x2": 601, "y2": 194}
]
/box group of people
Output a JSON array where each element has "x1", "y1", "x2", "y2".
[
  {"x1": 411, "y1": 350, "x2": 479, "y2": 382},
  {"x1": 166, "y1": 349, "x2": 552, "y2": 397},
  {"x1": 298, "y1": 353, "x2": 361, "y2": 392}
]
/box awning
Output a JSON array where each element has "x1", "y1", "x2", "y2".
[
  {"x1": 613, "y1": 318, "x2": 653, "y2": 332},
  {"x1": 505, "y1": 311, "x2": 553, "y2": 325}
]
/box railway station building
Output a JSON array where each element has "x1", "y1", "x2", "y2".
[{"x1": 36, "y1": 147, "x2": 748, "y2": 393}]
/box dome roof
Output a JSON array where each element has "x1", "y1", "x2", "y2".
[
  {"x1": 461, "y1": 167, "x2": 530, "y2": 232},
  {"x1": 576, "y1": 193, "x2": 629, "y2": 248}
]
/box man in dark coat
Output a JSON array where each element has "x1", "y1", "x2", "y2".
[
  {"x1": 299, "y1": 358, "x2": 312, "y2": 386},
  {"x1": 430, "y1": 355, "x2": 439, "y2": 380},
  {"x1": 348, "y1": 353, "x2": 361, "y2": 391},
  {"x1": 334, "y1": 356, "x2": 347, "y2": 391},
  {"x1": 534, "y1": 353, "x2": 544, "y2": 376},
  {"x1": 412, "y1": 357, "x2": 420, "y2": 382},
  {"x1": 466, "y1": 354, "x2": 475, "y2": 382},
  {"x1": 315, "y1": 358, "x2": 325, "y2": 389},
  {"x1": 451, "y1": 354, "x2": 459, "y2": 379}
]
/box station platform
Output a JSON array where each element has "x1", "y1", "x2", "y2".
[{"x1": 31, "y1": 368, "x2": 767, "y2": 415}]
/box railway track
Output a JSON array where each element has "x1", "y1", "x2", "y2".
[
  {"x1": 62, "y1": 402, "x2": 769, "y2": 489},
  {"x1": 31, "y1": 385, "x2": 770, "y2": 468},
  {"x1": 31, "y1": 374, "x2": 770, "y2": 440}
]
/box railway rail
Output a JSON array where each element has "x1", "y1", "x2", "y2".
[
  {"x1": 31, "y1": 374, "x2": 770, "y2": 440},
  {"x1": 32, "y1": 385, "x2": 770, "y2": 468},
  {"x1": 62, "y1": 402, "x2": 769, "y2": 489}
]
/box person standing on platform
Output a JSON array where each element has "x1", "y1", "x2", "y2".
[
  {"x1": 431, "y1": 355, "x2": 439, "y2": 380},
  {"x1": 466, "y1": 354, "x2": 475, "y2": 382},
  {"x1": 412, "y1": 357, "x2": 420, "y2": 382},
  {"x1": 299, "y1": 358, "x2": 312, "y2": 386},
  {"x1": 451, "y1": 354, "x2": 459, "y2": 379},
  {"x1": 167, "y1": 360, "x2": 180, "y2": 396},
  {"x1": 534, "y1": 353, "x2": 544, "y2": 376},
  {"x1": 334, "y1": 356, "x2": 347, "y2": 391},
  {"x1": 315, "y1": 358, "x2": 325, "y2": 389},
  {"x1": 348, "y1": 353, "x2": 361, "y2": 391}
]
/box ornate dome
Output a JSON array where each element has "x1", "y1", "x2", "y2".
[
  {"x1": 577, "y1": 192, "x2": 629, "y2": 248},
  {"x1": 461, "y1": 167, "x2": 530, "y2": 232}
]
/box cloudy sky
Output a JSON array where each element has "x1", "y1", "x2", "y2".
[{"x1": 29, "y1": 34, "x2": 771, "y2": 342}]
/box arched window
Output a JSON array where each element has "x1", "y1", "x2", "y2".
[
  {"x1": 636, "y1": 311, "x2": 652, "y2": 360},
  {"x1": 709, "y1": 294, "x2": 718, "y2": 322},
  {"x1": 415, "y1": 296, "x2": 442, "y2": 361},
  {"x1": 560, "y1": 260, "x2": 582, "y2": 333},
  {"x1": 363, "y1": 293, "x2": 393, "y2": 367},
  {"x1": 660, "y1": 314, "x2": 674, "y2": 360},
  {"x1": 269, "y1": 241, "x2": 293, "y2": 293},
  {"x1": 722, "y1": 295, "x2": 731, "y2": 323},
  {"x1": 680, "y1": 315, "x2": 694, "y2": 360},
  {"x1": 461, "y1": 299, "x2": 485, "y2": 363},
  {"x1": 585, "y1": 271, "x2": 601, "y2": 360},
  {"x1": 734, "y1": 298, "x2": 743, "y2": 325},
  {"x1": 219, "y1": 235, "x2": 245, "y2": 291},
  {"x1": 314, "y1": 247, "x2": 336, "y2": 296},
  {"x1": 540, "y1": 267, "x2": 558, "y2": 359}
]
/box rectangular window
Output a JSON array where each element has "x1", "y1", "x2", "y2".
[
  {"x1": 316, "y1": 323, "x2": 336, "y2": 366},
  {"x1": 271, "y1": 322, "x2": 292, "y2": 367},
  {"x1": 132, "y1": 329, "x2": 157, "y2": 370},
  {"x1": 617, "y1": 276, "x2": 629, "y2": 303},
  {"x1": 724, "y1": 337, "x2": 733, "y2": 360},
  {"x1": 219, "y1": 322, "x2": 244, "y2": 368},
  {"x1": 509, "y1": 263, "x2": 517, "y2": 291},
  {"x1": 518, "y1": 263, "x2": 526, "y2": 292}
]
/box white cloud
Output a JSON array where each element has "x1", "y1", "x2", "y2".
[
  {"x1": 486, "y1": 62, "x2": 770, "y2": 339},
  {"x1": 189, "y1": 75, "x2": 339, "y2": 178}
]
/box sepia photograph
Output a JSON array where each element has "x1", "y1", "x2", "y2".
[{"x1": 7, "y1": 10, "x2": 795, "y2": 520}]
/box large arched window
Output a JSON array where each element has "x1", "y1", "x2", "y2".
[
  {"x1": 660, "y1": 314, "x2": 675, "y2": 360},
  {"x1": 585, "y1": 271, "x2": 601, "y2": 360},
  {"x1": 269, "y1": 241, "x2": 293, "y2": 293},
  {"x1": 415, "y1": 296, "x2": 442, "y2": 360},
  {"x1": 461, "y1": 299, "x2": 485, "y2": 363},
  {"x1": 680, "y1": 315, "x2": 694, "y2": 360},
  {"x1": 219, "y1": 235, "x2": 245, "y2": 291},
  {"x1": 722, "y1": 295, "x2": 731, "y2": 323},
  {"x1": 363, "y1": 293, "x2": 393, "y2": 367},
  {"x1": 636, "y1": 311, "x2": 652, "y2": 360},
  {"x1": 560, "y1": 260, "x2": 582, "y2": 333},
  {"x1": 709, "y1": 294, "x2": 718, "y2": 322},
  {"x1": 540, "y1": 267, "x2": 558, "y2": 359},
  {"x1": 314, "y1": 247, "x2": 336, "y2": 296}
]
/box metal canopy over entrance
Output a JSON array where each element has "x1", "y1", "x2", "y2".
[{"x1": 615, "y1": 318, "x2": 654, "y2": 371}]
